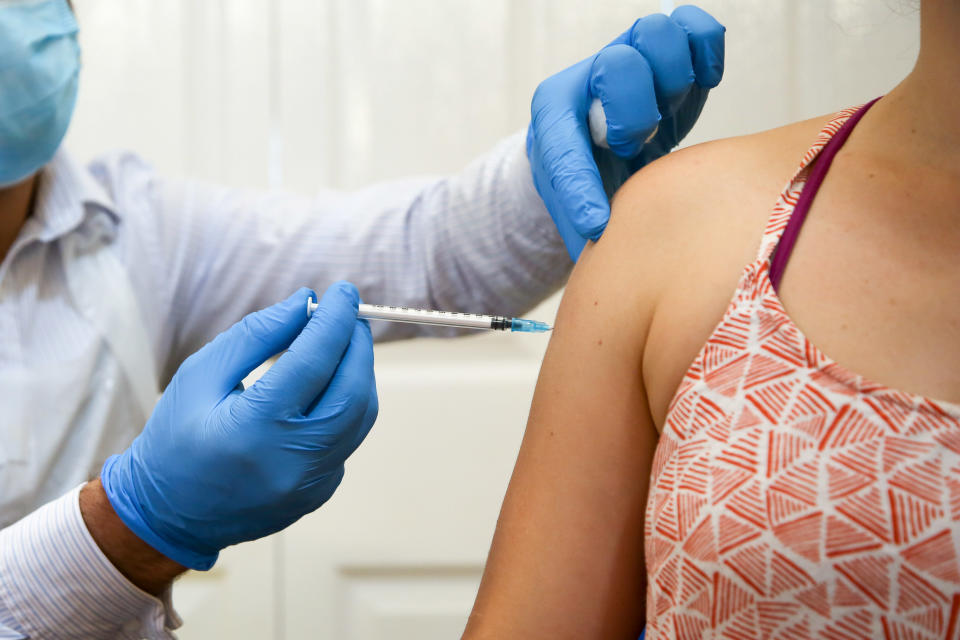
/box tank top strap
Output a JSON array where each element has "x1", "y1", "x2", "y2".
[{"x1": 753, "y1": 99, "x2": 881, "y2": 273}]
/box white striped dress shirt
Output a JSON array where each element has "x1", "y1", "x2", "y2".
[{"x1": 0, "y1": 131, "x2": 570, "y2": 639}]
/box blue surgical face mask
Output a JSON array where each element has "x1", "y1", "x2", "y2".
[{"x1": 0, "y1": 0, "x2": 80, "y2": 188}]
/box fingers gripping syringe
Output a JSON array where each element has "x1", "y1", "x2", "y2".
[{"x1": 306, "y1": 297, "x2": 551, "y2": 334}]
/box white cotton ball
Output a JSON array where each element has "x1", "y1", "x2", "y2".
[{"x1": 588, "y1": 97, "x2": 610, "y2": 149}]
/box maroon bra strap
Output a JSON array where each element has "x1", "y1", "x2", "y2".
[{"x1": 768, "y1": 97, "x2": 882, "y2": 291}]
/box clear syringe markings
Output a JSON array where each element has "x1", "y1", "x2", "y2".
[{"x1": 306, "y1": 297, "x2": 551, "y2": 333}]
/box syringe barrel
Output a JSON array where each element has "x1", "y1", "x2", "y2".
[{"x1": 357, "y1": 303, "x2": 494, "y2": 330}]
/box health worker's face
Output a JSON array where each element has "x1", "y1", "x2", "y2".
[{"x1": 0, "y1": 0, "x2": 81, "y2": 187}]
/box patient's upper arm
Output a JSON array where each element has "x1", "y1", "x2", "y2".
[
  {"x1": 462, "y1": 155, "x2": 683, "y2": 638},
  {"x1": 463, "y1": 119, "x2": 825, "y2": 638}
]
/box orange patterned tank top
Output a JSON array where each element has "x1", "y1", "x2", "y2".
[{"x1": 644, "y1": 104, "x2": 960, "y2": 639}]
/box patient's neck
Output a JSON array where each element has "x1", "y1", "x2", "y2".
[
  {"x1": 873, "y1": 0, "x2": 960, "y2": 167},
  {"x1": 0, "y1": 176, "x2": 37, "y2": 265}
]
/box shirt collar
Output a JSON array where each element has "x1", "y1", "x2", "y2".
[
  {"x1": 27, "y1": 149, "x2": 121, "y2": 244},
  {"x1": 0, "y1": 150, "x2": 121, "y2": 286}
]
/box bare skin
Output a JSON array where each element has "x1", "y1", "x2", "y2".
[
  {"x1": 465, "y1": 1, "x2": 960, "y2": 637},
  {"x1": 79, "y1": 480, "x2": 185, "y2": 596},
  {"x1": 0, "y1": 176, "x2": 36, "y2": 263}
]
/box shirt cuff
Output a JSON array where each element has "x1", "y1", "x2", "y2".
[{"x1": 0, "y1": 485, "x2": 181, "y2": 640}]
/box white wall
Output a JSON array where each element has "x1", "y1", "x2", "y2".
[{"x1": 64, "y1": 1, "x2": 919, "y2": 638}]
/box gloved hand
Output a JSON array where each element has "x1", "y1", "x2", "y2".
[
  {"x1": 527, "y1": 5, "x2": 725, "y2": 259},
  {"x1": 101, "y1": 283, "x2": 378, "y2": 571}
]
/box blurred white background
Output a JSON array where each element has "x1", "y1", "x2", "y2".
[{"x1": 64, "y1": 1, "x2": 918, "y2": 638}]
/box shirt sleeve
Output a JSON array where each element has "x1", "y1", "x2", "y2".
[
  {"x1": 0, "y1": 486, "x2": 181, "y2": 640},
  {"x1": 108, "y1": 131, "x2": 571, "y2": 381}
]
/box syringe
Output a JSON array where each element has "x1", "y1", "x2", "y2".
[{"x1": 306, "y1": 297, "x2": 551, "y2": 333}]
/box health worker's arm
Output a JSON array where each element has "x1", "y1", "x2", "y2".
[
  {"x1": 0, "y1": 283, "x2": 378, "y2": 640},
  {"x1": 95, "y1": 133, "x2": 569, "y2": 384},
  {"x1": 93, "y1": 6, "x2": 725, "y2": 385},
  {"x1": 0, "y1": 486, "x2": 180, "y2": 640}
]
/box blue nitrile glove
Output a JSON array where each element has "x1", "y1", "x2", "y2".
[
  {"x1": 100, "y1": 283, "x2": 378, "y2": 571},
  {"x1": 527, "y1": 5, "x2": 725, "y2": 259}
]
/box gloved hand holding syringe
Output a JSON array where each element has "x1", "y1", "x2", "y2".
[{"x1": 307, "y1": 296, "x2": 551, "y2": 333}]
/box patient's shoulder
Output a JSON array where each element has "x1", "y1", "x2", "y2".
[
  {"x1": 611, "y1": 114, "x2": 831, "y2": 257},
  {"x1": 600, "y1": 114, "x2": 834, "y2": 426}
]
